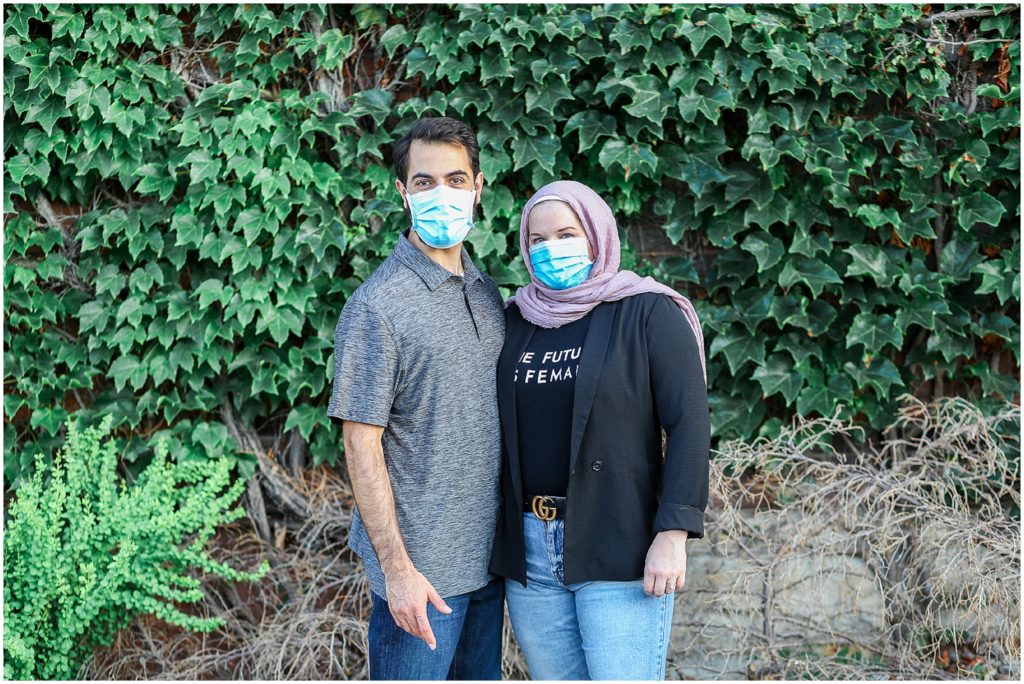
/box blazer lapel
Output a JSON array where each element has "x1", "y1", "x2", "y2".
[
  {"x1": 568, "y1": 303, "x2": 615, "y2": 477},
  {"x1": 498, "y1": 309, "x2": 537, "y2": 506}
]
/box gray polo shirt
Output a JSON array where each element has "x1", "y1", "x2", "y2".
[{"x1": 327, "y1": 231, "x2": 505, "y2": 600}]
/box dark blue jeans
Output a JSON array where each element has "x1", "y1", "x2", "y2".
[{"x1": 368, "y1": 576, "x2": 505, "y2": 680}]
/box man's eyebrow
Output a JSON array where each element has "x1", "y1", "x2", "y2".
[{"x1": 410, "y1": 170, "x2": 469, "y2": 181}]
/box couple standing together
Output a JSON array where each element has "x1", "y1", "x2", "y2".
[{"x1": 327, "y1": 115, "x2": 711, "y2": 680}]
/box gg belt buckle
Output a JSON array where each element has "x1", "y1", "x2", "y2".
[{"x1": 531, "y1": 495, "x2": 557, "y2": 521}]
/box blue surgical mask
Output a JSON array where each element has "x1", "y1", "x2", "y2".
[
  {"x1": 529, "y1": 237, "x2": 594, "y2": 290},
  {"x1": 405, "y1": 184, "x2": 476, "y2": 249}
]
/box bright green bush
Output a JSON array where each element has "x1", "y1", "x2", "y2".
[{"x1": 2, "y1": 413, "x2": 269, "y2": 680}]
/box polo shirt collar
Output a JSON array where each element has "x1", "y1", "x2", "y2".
[{"x1": 394, "y1": 230, "x2": 484, "y2": 291}]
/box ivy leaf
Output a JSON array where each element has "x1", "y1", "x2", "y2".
[
  {"x1": 847, "y1": 312, "x2": 904, "y2": 352},
  {"x1": 974, "y1": 260, "x2": 1018, "y2": 305},
  {"x1": 115, "y1": 295, "x2": 145, "y2": 328},
  {"x1": 683, "y1": 13, "x2": 733, "y2": 55},
  {"x1": 23, "y1": 93, "x2": 65, "y2": 137},
  {"x1": 724, "y1": 165, "x2": 773, "y2": 210},
  {"x1": 786, "y1": 299, "x2": 837, "y2": 337},
  {"x1": 319, "y1": 29, "x2": 354, "y2": 70},
  {"x1": 624, "y1": 75, "x2": 670, "y2": 123},
  {"x1": 752, "y1": 353, "x2": 803, "y2": 404},
  {"x1": 524, "y1": 78, "x2": 573, "y2": 116},
  {"x1": 6, "y1": 153, "x2": 50, "y2": 186},
  {"x1": 380, "y1": 24, "x2": 412, "y2": 56},
  {"x1": 598, "y1": 139, "x2": 658, "y2": 180},
  {"x1": 78, "y1": 300, "x2": 111, "y2": 335},
  {"x1": 194, "y1": 279, "x2": 229, "y2": 309},
  {"x1": 855, "y1": 204, "x2": 900, "y2": 230},
  {"x1": 797, "y1": 369, "x2": 853, "y2": 417},
  {"x1": 741, "y1": 230, "x2": 785, "y2": 271},
  {"x1": 709, "y1": 322, "x2": 767, "y2": 374},
  {"x1": 610, "y1": 19, "x2": 652, "y2": 54},
  {"x1": 563, "y1": 110, "x2": 617, "y2": 154},
  {"x1": 678, "y1": 83, "x2": 735, "y2": 124},
  {"x1": 511, "y1": 133, "x2": 560, "y2": 174},
  {"x1": 135, "y1": 163, "x2": 177, "y2": 202},
  {"x1": 956, "y1": 191, "x2": 1006, "y2": 229},
  {"x1": 939, "y1": 239, "x2": 985, "y2": 281},
  {"x1": 680, "y1": 152, "x2": 734, "y2": 196},
  {"x1": 109, "y1": 353, "x2": 147, "y2": 392},
  {"x1": 843, "y1": 355, "x2": 904, "y2": 399},
  {"x1": 184, "y1": 150, "x2": 222, "y2": 186},
  {"x1": 895, "y1": 293, "x2": 950, "y2": 332},
  {"x1": 235, "y1": 206, "x2": 281, "y2": 246},
  {"x1": 257, "y1": 305, "x2": 304, "y2": 346},
  {"x1": 347, "y1": 88, "x2": 393, "y2": 125},
  {"x1": 710, "y1": 390, "x2": 767, "y2": 440},
  {"x1": 284, "y1": 405, "x2": 326, "y2": 442},
  {"x1": 843, "y1": 244, "x2": 900, "y2": 288},
  {"x1": 779, "y1": 256, "x2": 843, "y2": 297},
  {"x1": 465, "y1": 227, "x2": 508, "y2": 260},
  {"x1": 870, "y1": 115, "x2": 917, "y2": 153}
]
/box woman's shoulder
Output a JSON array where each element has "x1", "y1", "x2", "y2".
[{"x1": 614, "y1": 291, "x2": 677, "y2": 316}]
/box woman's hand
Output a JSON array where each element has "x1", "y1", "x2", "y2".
[{"x1": 643, "y1": 529, "x2": 689, "y2": 597}]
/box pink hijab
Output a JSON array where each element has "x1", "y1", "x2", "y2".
[{"x1": 511, "y1": 180, "x2": 707, "y2": 386}]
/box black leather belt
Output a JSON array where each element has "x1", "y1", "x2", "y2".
[{"x1": 524, "y1": 495, "x2": 566, "y2": 521}]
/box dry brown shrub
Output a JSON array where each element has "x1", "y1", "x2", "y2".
[
  {"x1": 86, "y1": 394, "x2": 1018, "y2": 680},
  {"x1": 675, "y1": 393, "x2": 1020, "y2": 680}
]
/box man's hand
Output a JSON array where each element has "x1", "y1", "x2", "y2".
[
  {"x1": 643, "y1": 529, "x2": 689, "y2": 597},
  {"x1": 384, "y1": 565, "x2": 452, "y2": 650}
]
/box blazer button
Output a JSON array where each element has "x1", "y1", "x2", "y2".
[{"x1": 591, "y1": 460, "x2": 602, "y2": 471}]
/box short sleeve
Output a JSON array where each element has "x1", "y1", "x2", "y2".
[{"x1": 326, "y1": 298, "x2": 401, "y2": 427}]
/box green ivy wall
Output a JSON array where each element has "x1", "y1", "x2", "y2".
[{"x1": 3, "y1": 3, "x2": 1020, "y2": 491}]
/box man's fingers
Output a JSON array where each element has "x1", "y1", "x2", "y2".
[
  {"x1": 391, "y1": 609, "x2": 416, "y2": 637},
  {"x1": 415, "y1": 610, "x2": 436, "y2": 650},
  {"x1": 427, "y1": 584, "x2": 452, "y2": 614},
  {"x1": 653, "y1": 573, "x2": 669, "y2": 597}
]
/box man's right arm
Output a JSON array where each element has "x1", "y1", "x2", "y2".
[
  {"x1": 341, "y1": 420, "x2": 413, "y2": 577},
  {"x1": 342, "y1": 420, "x2": 451, "y2": 649}
]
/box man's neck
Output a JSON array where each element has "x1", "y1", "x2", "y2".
[{"x1": 408, "y1": 230, "x2": 465, "y2": 275}]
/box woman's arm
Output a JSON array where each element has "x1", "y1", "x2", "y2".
[{"x1": 642, "y1": 293, "x2": 711, "y2": 596}]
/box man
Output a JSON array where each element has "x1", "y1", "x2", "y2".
[{"x1": 327, "y1": 116, "x2": 506, "y2": 680}]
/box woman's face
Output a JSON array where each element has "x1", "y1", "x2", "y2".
[{"x1": 526, "y1": 200, "x2": 595, "y2": 260}]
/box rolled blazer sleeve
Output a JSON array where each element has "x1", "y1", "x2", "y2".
[{"x1": 645, "y1": 294, "x2": 711, "y2": 538}]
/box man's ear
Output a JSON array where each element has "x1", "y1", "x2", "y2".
[{"x1": 395, "y1": 179, "x2": 408, "y2": 210}]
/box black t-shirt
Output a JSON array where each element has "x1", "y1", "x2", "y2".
[{"x1": 513, "y1": 312, "x2": 592, "y2": 497}]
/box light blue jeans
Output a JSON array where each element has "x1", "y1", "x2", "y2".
[{"x1": 505, "y1": 511, "x2": 675, "y2": 680}]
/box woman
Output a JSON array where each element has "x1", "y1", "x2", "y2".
[{"x1": 488, "y1": 180, "x2": 711, "y2": 680}]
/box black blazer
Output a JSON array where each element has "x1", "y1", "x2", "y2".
[{"x1": 489, "y1": 292, "x2": 711, "y2": 587}]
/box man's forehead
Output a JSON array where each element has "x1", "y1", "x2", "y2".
[{"x1": 408, "y1": 139, "x2": 471, "y2": 170}]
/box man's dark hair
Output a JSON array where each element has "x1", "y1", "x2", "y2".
[{"x1": 392, "y1": 116, "x2": 481, "y2": 185}]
